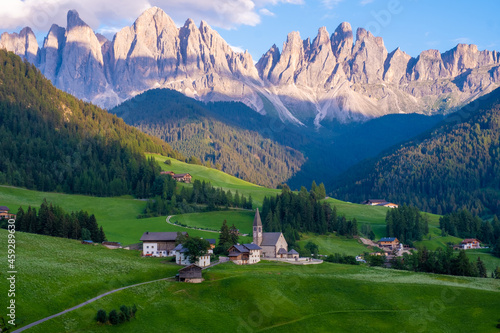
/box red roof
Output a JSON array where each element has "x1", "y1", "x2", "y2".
[{"x1": 461, "y1": 238, "x2": 479, "y2": 244}]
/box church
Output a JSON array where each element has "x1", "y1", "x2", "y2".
[{"x1": 253, "y1": 208, "x2": 288, "y2": 258}]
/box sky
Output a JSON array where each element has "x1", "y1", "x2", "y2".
[{"x1": 1, "y1": 0, "x2": 499, "y2": 62}]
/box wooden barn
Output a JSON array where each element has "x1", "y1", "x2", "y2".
[
  {"x1": 177, "y1": 264, "x2": 203, "y2": 283},
  {"x1": 173, "y1": 173, "x2": 192, "y2": 183}
]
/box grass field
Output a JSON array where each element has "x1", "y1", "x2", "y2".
[
  {"x1": 148, "y1": 153, "x2": 281, "y2": 207},
  {"x1": 22, "y1": 260, "x2": 500, "y2": 333},
  {"x1": 0, "y1": 229, "x2": 180, "y2": 329},
  {"x1": 0, "y1": 186, "x2": 225, "y2": 246},
  {"x1": 465, "y1": 248, "x2": 500, "y2": 276},
  {"x1": 297, "y1": 233, "x2": 373, "y2": 256},
  {"x1": 172, "y1": 210, "x2": 255, "y2": 235}
]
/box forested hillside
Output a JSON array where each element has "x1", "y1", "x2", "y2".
[
  {"x1": 111, "y1": 89, "x2": 306, "y2": 188},
  {"x1": 332, "y1": 87, "x2": 500, "y2": 216},
  {"x1": 0, "y1": 50, "x2": 181, "y2": 196}
]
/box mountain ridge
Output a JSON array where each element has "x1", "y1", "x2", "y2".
[{"x1": 1, "y1": 7, "x2": 499, "y2": 125}]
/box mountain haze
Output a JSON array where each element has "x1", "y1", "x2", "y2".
[{"x1": 1, "y1": 8, "x2": 499, "y2": 126}]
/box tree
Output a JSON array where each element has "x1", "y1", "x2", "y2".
[
  {"x1": 476, "y1": 257, "x2": 487, "y2": 278},
  {"x1": 175, "y1": 232, "x2": 188, "y2": 245},
  {"x1": 218, "y1": 220, "x2": 231, "y2": 245},
  {"x1": 368, "y1": 255, "x2": 385, "y2": 267},
  {"x1": 120, "y1": 305, "x2": 131, "y2": 321},
  {"x1": 305, "y1": 241, "x2": 319, "y2": 256},
  {"x1": 229, "y1": 224, "x2": 239, "y2": 245},
  {"x1": 95, "y1": 309, "x2": 107, "y2": 324},
  {"x1": 493, "y1": 237, "x2": 500, "y2": 258},
  {"x1": 316, "y1": 183, "x2": 327, "y2": 199},
  {"x1": 108, "y1": 309, "x2": 119, "y2": 325},
  {"x1": 183, "y1": 237, "x2": 210, "y2": 264},
  {"x1": 81, "y1": 228, "x2": 91, "y2": 241}
]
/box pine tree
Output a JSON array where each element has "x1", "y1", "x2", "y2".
[{"x1": 476, "y1": 257, "x2": 487, "y2": 278}]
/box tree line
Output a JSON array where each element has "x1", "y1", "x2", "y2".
[
  {"x1": 261, "y1": 184, "x2": 357, "y2": 247},
  {"x1": 439, "y1": 210, "x2": 500, "y2": 246},
  {"x1": 385, "y1": 205, "x2": 429, "y2": 244},
  {"x1": 141, "y1": 177, "x2": 253, "y2": 217},
  {"x1": 11, "y1": 199, "x2": 106, "y2": 242}
]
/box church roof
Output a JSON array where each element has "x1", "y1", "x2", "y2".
[
  {"x1": 260, "y1": 232, "x2": 282, "y2": 246},
  {"x1": 253, "y1": 208, "x2": 262, "y2": 227}
]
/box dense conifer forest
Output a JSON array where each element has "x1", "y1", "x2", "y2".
[
  {"x1": 110, "y1": 89, "x2": 306, "y2": 188},
  {"x1": 0, "y1": 51, "x2": 181, "y2": 196},
  {"x1": 331, "y1": 87, "x2": 500, "y2": 216}
]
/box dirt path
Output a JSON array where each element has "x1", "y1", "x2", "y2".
[
  {"x1": 359, "y1": 237, "x2": 379, "y2": 248},
  {"x1": 12, "y1": 276, "x2": 175, "y2": 332},
  {"x1": 166, "y1": 215, "x2": 220, "y2": 233}
]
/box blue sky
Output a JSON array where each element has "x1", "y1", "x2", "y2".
[{"x1": 1, "y1": 0, "x2": 499, "y2": 61}]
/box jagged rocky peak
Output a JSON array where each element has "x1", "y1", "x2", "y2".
[
  {"x1": 256, "y1": 44, "x2": 280, "y2": 80},
  {"x1": 0, "y1": 27, "x2": 39, "y2": 64},
  {"x1": 330, "y1": 22, "x2": 353, "y2": 62},
  {"x1": 383, "y1": 47, "x2": 411, "y2": 84},
  {"x1": 67, "y1": 9, "x2": 88, "y2": 30},
  {"x1": 351, "y1": 27, "x2": 388, "y2": 84}
]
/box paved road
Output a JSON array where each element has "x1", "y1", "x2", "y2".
[
  {"x1": 166, "y1": 215, "x2": 220, "y2": 233},
  {"x1": 12, "y1": 276, "x2": 174, "y2": 333}
]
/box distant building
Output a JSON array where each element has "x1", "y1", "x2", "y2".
[
  {"x1": 460, "y1": 239, "x2": 481, "y2": 249},
  {"x1": 206, "y1": 239, "x2": 216, "y2": 254},
  {"x1": 378, "y1": 237, "x2": 400, "y2": 249},
  {"x1": 0, "y1": 206, "x2": 16, "y2": 220},
  {"x1": 175, "y1": 245, "x2": 211, "y2": 267},
  {"x1": 228, "y1": 244, "x2": 262, "y2": 265},
  {"x1": 177, "y1": 264, "x2": 204, "y2": 283},
  {"x1": 160, "y1": 171, "x2": 175, "y2": 176},
  {"x1": 287, "y1": 249, "x2": 299, "y2": 259},
  {"x1": 253, "y1": 208, "x2": 288, "y2": 258},
  {"x1": 102, "y1": 241, "x2": 121, "y2": 249},
  {"x1": 140, "y1": 231, "x2": 188, "y2": 257},
  {"x1": 362, "y1": 199, "x2": 398, "y2": 209},
  {"x1": 173, "y1": 173, "x2": 192, "y2": 183}
]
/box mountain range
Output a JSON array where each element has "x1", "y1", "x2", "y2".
[{"x1": 2, "y1": 7, "x2": 500, "y2": 126}]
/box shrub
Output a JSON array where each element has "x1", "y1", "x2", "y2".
[
  {"x1": 95, "y1": 309, "x2": 107, "y2": 324},
  {"x1": 131, "y1": 304, "x2": 138, "y2": 317},
  {"x1": 108, "y1": 309, "x2": 119, "y2": 325},
  {"x1": 120, "y1": 305, "x2": 130, "y2": 321},
  {"x1": 164, "y1": 159, "x2": 172, "y2": 165}
]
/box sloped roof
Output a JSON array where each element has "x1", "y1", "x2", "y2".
[
  {"x1": 173, "y1": 244, "x2": 184, "y2": 251},
  {"x1": 288, "y1": 249, "x2": 299, "y2": 254},
  {"x1": 261, "y1": 232, "x2": 282, "y2": 246},
  {"x1": 462, "y1": 238, "x2": 479, "y2": 243},
  {"x1": 140, "y1": 232, "x2": 187, "y2": 242},
  {"x1": 173, "y1": 173, "x2": 190, "y2": 178},
  {"x1": 379, "y1": 237, "x2": 397, "y2": 242},
  {"x1": 0, "y1": 206, "x2": 9, "y2": 211},
  {"x1": 178, "y1": 264, "x2": 202, "y2": 272},
  {"x1": 206, "y1": 239, "x2": 216, "y2": 245},
  {"x1": 233, "y1": 244, "x2": 250, "y2": 253},
  {"x1": 243, "y1": 243, "x2": 262, "y2": 250},
  {"x1": 277, "y1": 248, "x2": 288, "y2": 254},
  {"x1": 253, "y1": 208, "x2": 262, "y2": 227}
]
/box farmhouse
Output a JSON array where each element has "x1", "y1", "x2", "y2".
[
  {"x1": 140, "y1": 231, "x2": 188, "y2": 257},
  {"x1": 173, "y1": 173, "x2": 192, "y2": 183},
  {"x1": 378, "y1": 237, "x2": 400, "y2": 249},
  {"x1": 175, "y1": 244, "x2": 211, "y2": 267},
  {"x1": 362, "y1": 199, "x2": 398, "y2": 209},
  {"x1": 253, "y1": 209, "x2": 288, "y2": 258},
  {"x1": 177, "y1": 264, "x2": 204, "y2": 283},
  {"x1": 0, "y1": 206, "x2": 16, "y2": 220},
  {"x1": 228, "y1": 244, "x2": 262, "y2": 265},
  {"x1": 460, "y1": 238, "x2": 481, "y2": 249}
]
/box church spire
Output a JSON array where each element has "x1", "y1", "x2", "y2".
[{"x1": 253, "y1": 208, "x2": 262, "y2": 246}]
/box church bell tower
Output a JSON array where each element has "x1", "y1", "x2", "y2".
[{"x1": 253, "y1": 208, "x2": 263, "y2": 246}]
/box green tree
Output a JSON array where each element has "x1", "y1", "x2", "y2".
[
  {"x1": 175, "y1": 232, "x2": 188, "y2": 245},
  {"x1": 108, "y1": 309, "x2": 119, "y2": 325},
  {"x1": 95, "y1": 309, "x2": 107, "y2": 324},
  {"x1": 183, "y1": 237, "x2": 210, "y2": 263},
  {"x1": 229, "y1": 224, "x2": 239, "y2": 245},
  {"x1": 476, "y1": 257, "x2": 487, "y2": 278},
  {"x1": 81, "y1": 228, "x2": 91, "y2": 241},
  {"x1": 305, "y1": 241, "x2": 319, "y2": 256},
  {"x1": 218, "y1": 220, "x2": 231, "y2": 245}
]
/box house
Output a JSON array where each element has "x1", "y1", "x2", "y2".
[
  {"x1": 253, "y1": 208, "x2": 288, "y2": 258},
  {"x1": 175, "y1": 245, "x2": 211, "y2": 267},
  {"x1": 140, "y1": 231, "x2": 188, "y2": 257},
  {"x1": 460, "y1": 238, "x2": 481, "y2": 249},
  {"x1": 206, "y1": 239, "x2": 216, "y2": 254},
  {"x1": 228, "y1": 244, "x2": 262, "y2": 265},
  {"x1": 172, "y1": 173, "x2": 192, "y2": 183},
  {"x1": 287, "y1": 249, "x2": 299, "y2": 259},
  {"x1": 378, "y1": 237, "x2": 400, "y2": 249},
  {"x1": 102, "y1": 241, "x2": 121, "y2": 249},
  {"x1": 361, "y1": 199, "x2": 398, "y2": 209},
  {"x1": 0, "y1": 206, "x2": 16, "y2": 220},
  {"x1": 177, "y1": 264, "x2": 204, "y2": 283}
]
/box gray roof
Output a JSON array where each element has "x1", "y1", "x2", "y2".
[
  {"x1": 0, "y1": 206, "x2": 9, "y2": 211},
  {"x1": 243, "y1": 243, "x2": 262, "y2": 250},
  {"x1": 206, "y1": 239, "x2": 216, "y2": 245},
  {"x1": 173, "y1": 244, "x2": 184, "y2": 251},
  {"x1": 140, "y1": 232, "x2": 187, "y2": 242},
  {"x1": 233, "y1": 244, "x2": 249, "y2": 253},
  {"x1": 277, "y1": 248, "x2": 288, "y2": 255},
  {"x1": 288, "y1": 249, "x2": 299, "y2": 254},
  {"x1": 260, "y1": 232, "x2": 282, "y2": 246},
  {"x1": 253, "y1": 208, "x2": 262, "y2": 227}
]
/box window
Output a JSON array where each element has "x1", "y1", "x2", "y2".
[{"x1": 259, "y1": 227, "x2": 261, "y2": 232}]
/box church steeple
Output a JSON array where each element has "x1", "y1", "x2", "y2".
[{"x1": 253, "y1": 208, "x2": 263, "y2": 246}]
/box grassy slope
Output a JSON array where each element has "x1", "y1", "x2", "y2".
[
  {"x1": 0, "y1": 229, "x2": 180, "y2": 329},
  {"x1": 25, "y1": 261, "x2": 500, "y2": 333},
  {"x1": 172, "y1": 210, "x2": 254, "y2": 235},
  {"x1": 148, "y1": 153, "x2": 281, "y2": 207},
  {"x1": 297, "y1": 233, "x2": 373, "y2": 256},
  {"x1": 465, "y1": 249, "x2": 500, "y2": 276},
  {"x1": 0, "y1": 186, "x2": 223, "y2": 246}
]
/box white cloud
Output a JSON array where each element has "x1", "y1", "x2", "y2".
[
  {"x1": 259, "y1": 8, "x2": 275, "y2": 16},
  {"x1": 229, "y1": 45, "x2": 245, "y2": 53},
  {"x1": 322, "y1": 0, "x2": 344, "y2": 10},
  {"x1": 0, "y1": 0, "x2": 302, "y2": 34}
]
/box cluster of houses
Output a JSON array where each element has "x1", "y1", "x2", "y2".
[
  {"x1": 362, "y1": 199, "x2": 398, "y2": 209},
  {"x1": 140, "y1": 209, "x2": 300, "y2": 282},
  {"x1": 0, "y1": 206, "x2": 16, "y2": 220},
  {"x1": 160, "y1": 171, "x2": 192, "y2": 183}
]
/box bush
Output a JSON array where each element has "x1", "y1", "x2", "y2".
[
  {"x1": 131, "y1": 304, "x2": 138, "y2": 317},
  {"x1": 108, "y1": 309, "x2": 119, "y2": 325},
  {"x1": 95, "y1": 309, "x2": 107, "y2": 323},
  {"x1": 120, "y1": 305, "x2": 130, "y2": 321},
  {"x1": 164, "y1": 159, "x2": 172, "y2": 165}
]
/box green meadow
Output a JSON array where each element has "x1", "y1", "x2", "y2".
[
  {"x1": 20, "y1": 259, "x2": 500, "y2": 333},
  {"x1": 172, "y1": 210, "x2": 255, "y2": 235},
  {"x1": 297, "y1": 233, "x2": 372, "y2": 256}
]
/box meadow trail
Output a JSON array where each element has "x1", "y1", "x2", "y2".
[{"x1": 166, "y1": 215, "x2": 220, "y2": 233}]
